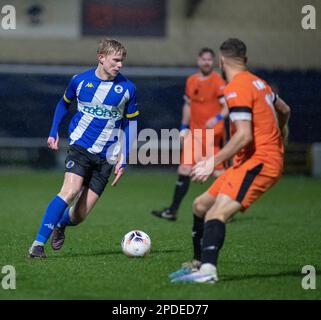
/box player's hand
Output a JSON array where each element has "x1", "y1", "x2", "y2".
[
  {"x1": 206, "y1": 117, "x2": 218, "y2": 129},
  {"x1": 191, "y1": 158, "x2": 215, "y2": 183},
  {"x1": 112, "y1": 155, "x2": 125, "y2": 187},
  {"x1": 47, "y1": 135, "x2": 59, "y2": 150},
  {"x1": 179, "y1": 128, "x2": 189, "y2": 144},
  {"x1": 111, "y1": 166, "x2": 124, "y2": 187}
]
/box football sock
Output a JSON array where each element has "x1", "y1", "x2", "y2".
[
  {"x1": 201, "y1": 219, "x2": 226, "y2": 266},
  {"x1": 35, "y1": 195, "x2": 68, "y2": 244},
  {"x1": 169, "y1": 175, "x2": 191, "y2": 213},
  {"x1": 57, "y1": 207, "x2": 77, "y2": 228},
  {"x1": 32, "y1": 240, "x2": 44, "y2": 247},
  {"x1": 192, "y1": 214, "x2": 204, "y2": 261}
]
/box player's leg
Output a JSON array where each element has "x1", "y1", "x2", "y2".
[
  {"x1": 29, "y1": 145, "x2": 91, "y2": 258},
  {"x1": 51, "y1": 187, "x2": 99, "y2": 250},
  {"x1": 195, "y1": 163, "x2": 277, "y2": 282},
  {"x1": 51, "y1": 156, "x2": 113, "y2": 251},
  {"x1": 67, "y1": 187, "x2": 100, "y2": 225},
  {"x1": 171, "y1": 166, "x2": 234, "y2": 282},
  {"x1": 195, "y1": 193, "x2": 242, "y2": 280},
  {"x1": 169, "y1": 164, "x2": 192, "y2": 214},
  {"x1": 29, "y1": 172, "x2": 84, "y2": 258},
  {"x1": 172, "y1": 161, "x2": 281, "y2": 283},
  {"x1": 192, "y1": 192, "x2": 216, "y2": 261},
  {"x1": 151, "y1": 132, "x2": 197, "y2": 221},
  {"x1": 171, "y1": 194, "x2": 241, "y2": 283},
  {"x1": 169, "y1": 191, "x2": 216, "y2": 279},
  {"x1": 151, "y1": 164, "x2": 192, "y2": 221},
  {"x1": 56, "y1": 186, "x2": 85, "y2": 228},
  {"x1": 170, "y1": 168, "x2": 227, "y2": 280}
]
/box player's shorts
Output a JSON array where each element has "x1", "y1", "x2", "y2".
[
  {"x1": 64, "y1": 144, "x2": 113, "y2": 196},
  {"x1": 208, "y1": 157, "x2": 283, "y2": 211},
  {"x1": 181, "y1": 125, "x2": 225, "y2": 169}
]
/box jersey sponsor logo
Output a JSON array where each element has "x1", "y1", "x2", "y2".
[
  {"x1": 82, "y1": 104, "x2": 122, "y2": 120},
  {"x1": 114, "y1": 85, "x2": 123, "y2": 94},
  {"x1": 85, "y1": 82, "x2": 94, "y2": 88},
  {"x1": 225, "y1": 92, "x2": 237, "y2": 100}
]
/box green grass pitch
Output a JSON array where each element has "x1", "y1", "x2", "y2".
[{"x1": 0, "y1": 169, "x2": 320, "y2": 300}]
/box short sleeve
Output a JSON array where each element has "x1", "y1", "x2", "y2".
[
  {"x1": 224, "y1": 85, "x2": 253, "y2": 122},
  {"x1": 63, "y1": 75, "x2": 78, "y2": 104}
]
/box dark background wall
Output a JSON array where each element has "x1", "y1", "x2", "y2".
[{"x1": 1, "y1": 70, "x2": 320, "y2": 144}]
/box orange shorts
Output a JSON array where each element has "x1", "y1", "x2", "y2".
[
  {"x1": 208, "y1": 158, "x2": 283, "y2": 211},
  {"x1": 181, "y1": 126, "x2": 224, "y2": 169}
]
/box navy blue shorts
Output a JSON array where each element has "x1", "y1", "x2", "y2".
[{"x1": 64, "y1": 145, "x2": 113, "y2": 196}]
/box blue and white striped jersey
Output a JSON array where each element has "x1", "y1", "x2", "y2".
[{"x1": 63, "y1": 68, "x2": 138, "y2": 160}]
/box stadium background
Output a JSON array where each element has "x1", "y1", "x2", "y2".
[
  {"x1": 1, "y1": 0, "x2": 321, "y2": 174},
  {"x1": 0, "y1": 0, "x2": 320, "y2": 300}
]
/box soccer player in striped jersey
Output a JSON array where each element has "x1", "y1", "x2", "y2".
[{"x1": 28, "y1": 38, "x2": 139, "y2": 258}]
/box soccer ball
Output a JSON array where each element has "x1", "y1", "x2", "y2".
[{"x1": 121, "y1": 230, "x2": 151, "y2": 257}]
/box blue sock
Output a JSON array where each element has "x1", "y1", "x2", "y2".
[
  {"x1": 35, "y1": 195, "x2": 68, "y2": 244},
  {"x1": 57, "y1": 207, "x2": 77, "y2": 228}
]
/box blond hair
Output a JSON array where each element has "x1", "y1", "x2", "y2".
[{"x1": 97, "y1": 38, "x2": 127, "y2": 57}]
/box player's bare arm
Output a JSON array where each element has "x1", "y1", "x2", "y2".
[
  {"x1": 274, "y1": 96, "x2": 291, "y2": 128},
  {"x1": 180, "y1": 98, "x2": 191, "y2": 140},
  {"x1": 274, "y1": 96, "x2": 291, "y2": 143},
  {"x1": 191, "y1": 120, "x2": 252, "y2": 182},
  {"x1": 205, "y1": 100, "x2": 229, "y2": 129}
]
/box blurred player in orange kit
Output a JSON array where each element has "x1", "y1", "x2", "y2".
[
  {"x1": 170, "y1": 38, "x2": 291, "y2": 283},
  {"x1": 151, "y1": 48, "x2": 228, "y2": 221}
]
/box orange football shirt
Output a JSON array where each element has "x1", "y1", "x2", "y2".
[
  {"x1": 224, "y1": 71, "x2": 284, "y2": 176},
  {"x1": 185, "y1": 71, "x2": 226, "y2": 131}
]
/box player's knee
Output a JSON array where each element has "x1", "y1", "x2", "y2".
[
  {"x1": 193, "y1": 197, "x2": 207, "y2": 217},
  {"x1": 59, "y1": 187, "x2": 82, "y2": 203},
  {"x1": 205, "y1": 209, "x2": 229, "y2": 223}
]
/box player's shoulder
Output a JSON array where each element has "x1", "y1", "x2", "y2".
[
  {"x1": 116, "y1": 73, "x2": 136, "y2": 92},
  {"x1": 225, "y1": 71, "x2": 255, "y2": 92},
  {"x1": 186, "y1": 73, "x2": 199, "y2": 84},
  {"x1": 211, "y1": 71, "x2": 225, "y2": 82},
  {"x1": 238, "y1": 71, "x2": 272, "y2": 93},
  {"x1": 70, "y1": 68, "x2": 96, "y2": 84}
]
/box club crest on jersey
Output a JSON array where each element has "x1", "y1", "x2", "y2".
[
  {"x1": 66, "y1": 160, "x2": 75, "y2": 169},
  {"x1": 114, "y1": 85, "x2": 123, "y2": 94}
]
